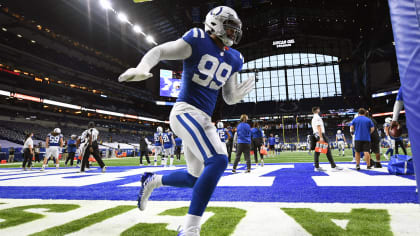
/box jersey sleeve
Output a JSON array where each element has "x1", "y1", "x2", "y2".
[
  {"x1": 396, "y1": 87, "x2": 403, "y2": 101},
  {"x1": 182, "y1": 28, "x2": 205, "y2": 50}
]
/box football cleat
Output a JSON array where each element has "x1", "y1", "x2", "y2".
[
  {"x1": 331, "y1": 166, "x2": 344, "y2": 172},
  {"x1": 314, "y1": 167, "x2": 327, "y2": 172},
  {"x1": 137, "y1": 172, "x2": 161, "y2": 211},
  {"x1": 177, "y1": 225, "x2": 201, "y2": 236}
]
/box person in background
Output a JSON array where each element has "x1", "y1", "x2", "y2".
[
  {"x1": 251, "y1": 122, "x2": 264, "y2": 167},
  {"x1": 22, "y1": 132, "x2": 34, "y2": 171},
  {"x1": 226, "y1": 126, "x2": 234, "y2": 164},
  {"x1": 311, "y1": 106, "x2": 343, "y2": 172},
  {"x1": 267, "y1": 134, "x2": 275, "y2": 157},
  {"x1": 139, "y1": 133, "x2": 151, "y2": 166},
  {"x1": 274, "y1": 134, "x2": 281, "y2": 155},
  {"x1": 8, "y1": 146, "x2": 15, "y2": 163},
  {"x1": 350, "y1": 108, "x2": 375, "y2": 171},
  {"x1": 383, "y1": 117, "x2": 394, "y2": 160},
  {"x1": 34, "y1": 143, "x2": 41, "y2": 163},
  {"x1": 65, "y1": 135, "x2": 77, "y2": 167},
  {"x1": 232, "y1": 114, "x2": 252, "y2": 173},
  {"x1": 394, "y1": 135, "x2": 407, "y2": 155},
  {"x1": 174, "y1": 136, "x2": 182, "y2": 161},
  {"x1": 367, "y1": 111, "x2": 382, "y2": 168},
  {"x1": 80, "y1": 121, "x2": 106, "y2": 173}
]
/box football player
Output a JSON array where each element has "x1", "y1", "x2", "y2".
[
  {"x1": 162, "y1": 128, "x2": 176, "y2": 167},
  {"x1": 41, "y1": 128, "x2": 63, "y2": 170},
  {"x1": 153, "y1": 126, "x2": 164, "y2": 166},
  {"x1": 335, "y1": 130, "x2": 347, "y2": 156},
  {"x1": 383, "y1": 117, "x2": 394, "y2": 160},
  {"x1": 216, "y1": 121, "x2": 231, "y2": 149},
  {"x1": 274, "y1": 134, "x2": 280, "y2": 155},
  {"x1": 119, "y1": 6, "x2": 253, "y2": 235}
]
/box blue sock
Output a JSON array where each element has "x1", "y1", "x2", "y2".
[
  {"x1": 188, "y1": 154, "x2": 228, "y2": 216},
  {"x1": 162, "y1": 170, "x2": 197, "y2": 188}
]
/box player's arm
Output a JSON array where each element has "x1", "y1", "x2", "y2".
[
  {"x1": 335, "y1": 136, "x2": 338, "y2": 143},
  {"x1": 317, "y1": 125, "x2": 324, "y2": 142},
  {"x1": 160, "y1": 136, "x2": 164, "y2": 147},
  {"x1": 171, "y1": 135, "x2": 175, "y2": 145},
  {"x1": 76, "y1": 138, "x2": 81, "y2": 148},
  {"x1": 343, "y1": 135, "x2": 347, "y2": 143},
  {"x1": 118, "y1": 39, "x2": 192, "y2": 82},
  {"x1": 45, "y1": 137, "x2": 49, "y2": 148},
  {"x1": 392, "y1": 100, "x2": 403, "y2": 128},
  {"x1": 60, "y1": 137, "x2": 64, "y2": 148},
  {"x1": 350, "y1": 125, "x2": 354, "y2": 135},
  {"x1": 222, "y1": 72, "x2": 255, "y2": 105}
]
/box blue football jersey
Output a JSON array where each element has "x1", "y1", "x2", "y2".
[
  {"x1": 396, "y1": 87, "x2": 403, "y2": 101},
  {"x1": 178, "y1": 28, "x2": 244, "y2": 116},
  {"x1": 154, "y1": 132, "x2": 162, "y2": 146},
  {"x1": 162, "y1": 132, "x2": 173, "y2": 149},
  {"x1": 47, "y1": 133, "x2": 63, "y2": 147},
  {"x1": 217, "y1": 128, "x2": 228, "y2": 142}
]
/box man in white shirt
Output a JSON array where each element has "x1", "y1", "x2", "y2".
[{"x1": 311, "y1": 106, "x2": 343, "y2": 172}]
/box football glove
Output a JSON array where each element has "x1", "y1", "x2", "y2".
[{"x1": 118, "y1": 68, "x2": 153, "y2": 83}]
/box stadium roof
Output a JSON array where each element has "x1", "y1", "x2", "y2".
[{"x1": 1, "y1": 0, "x2": 393, "y2": 67}]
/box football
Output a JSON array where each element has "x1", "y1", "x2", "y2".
[{"x1": 389, "y1": 125, "x2": 402, "y2": 138}]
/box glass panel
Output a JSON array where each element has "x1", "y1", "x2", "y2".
[
  {"x1": 293, "y1": 53, "x2": 301, "y2": 65},
  {"x1": 328, "y1": 83, "x2": 336, "y2": 96},
  {"x1": 271, "y1": 75, "x2": 279, "y2": 86},
  {"x1": 311, "y1": 84, "x2": 319, "y2": 97},
  {"x1": 303, "y1": 85, "x2": 311, "y2": 97},
  {"x1": 264, "y1": 87, "x2": 271, "y2": 99},
  {"x1": 318, "y1": 74, "x2": 327, "y2": 83},
  {"x1": 277, "y1": 55, "x2": 285, "y2": 66},
  {"x1": 316, "y1": 54, "x2": 325, "y2": 63},
  {"x1": 319, "y1": 84, "x2": 327, "y2": 97},
  {"x1": 302, "y1": 75, "x2": 310, "y2": 84},
  {"x1": 326, "y1": 73, "x2": 335, "y2": 83}
]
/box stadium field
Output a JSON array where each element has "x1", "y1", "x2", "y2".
[
  {"x1": 0, "y1": 148, "x2": 411, "y2": 168},
  {"x1": 0, "y1": 148, "x2": 418, "y2": 235}
]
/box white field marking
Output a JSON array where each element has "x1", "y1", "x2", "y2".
[
  {"x1": 67, "y1": 208, "x2": 214, "y2": 236},
  {"x1": 0, "y1": 202, "x2": 115, "y2": 236},
  {"x1": 0, "y1": 199, "x2": 419, "y2": 236},
  {"x1": 233, "y1": 204, "x2": 310, "y2": 236},
  {"x1": 0, "y1": 167, "x2": 183, "y2": 187},
  {"x1": 313, "y1": 164, "x2": 416, "y2": 186},
  {"x1": 331, "y1": 219, "x2": 349, "y2": 230},
  {"x1": 217, "y1": 165, "x2": 294, "y2": 187},
  {"x1": 0, "y1": 168, "x2": 79, "y2": 180}
]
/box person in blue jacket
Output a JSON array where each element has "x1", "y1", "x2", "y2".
[{"x1": 232, "y1": 114, "x2": 251, "y2": 173}]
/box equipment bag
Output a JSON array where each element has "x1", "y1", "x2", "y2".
[{"x1": 387, "y1": 155, "x2": 414, "y2": 175}]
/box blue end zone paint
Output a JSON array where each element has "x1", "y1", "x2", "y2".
[{"x1": 0, "y1": 163, "x2": 417, "y2": 203}]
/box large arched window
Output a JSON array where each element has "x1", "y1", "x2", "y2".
[{"x1": 238, "y1": 53, "x2": 342, "y2": 102}]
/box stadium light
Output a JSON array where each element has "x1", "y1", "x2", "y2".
[
  {"x1": 133, "y1": 25, "x2": 142, "y2": 34},
  {"x1": 146, "y1": 35, "x2": 154, "y2": 43},
  {"x1": 117, "y1": 12, "x2": 129, "y2": 23},
  {"x1": 100, "y1": 0, "x2": 113, "y2": 10}
]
